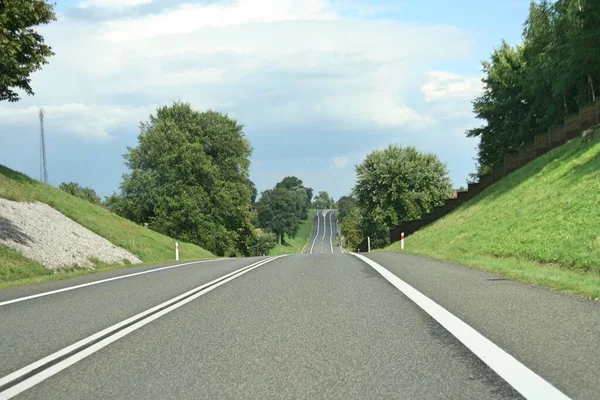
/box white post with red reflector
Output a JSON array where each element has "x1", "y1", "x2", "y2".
[
  {"x1": 175, "y1": 242, "x2": 179, "y2": 261},
  {"x1": 400, "y1": 232, "x2": 405, "y2": 250}
]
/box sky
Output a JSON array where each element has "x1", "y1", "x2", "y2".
[{"x1": 0, "y1": 0, "x2": 531, "y2": 200}]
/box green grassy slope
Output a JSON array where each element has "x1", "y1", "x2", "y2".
[
  {"x1": 0, "y1": 165, "x2": 215, "y2": 285},
  {"x1": 269, "y1": 209, "x2": 316, "y2": 255},
  {"x1": 384, "y1": 136, "x2": 600, "y2": 299}
]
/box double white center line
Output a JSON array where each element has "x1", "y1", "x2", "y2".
[
  {"x1": 309, "y1": 212, "x2": 321, "y2": 255},
  {"x1": 0, "y1": 256, "x2": 283, "y2": 399}
]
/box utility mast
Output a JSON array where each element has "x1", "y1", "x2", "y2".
[{"x1": 39, "y1": 108, "x2": 48, "y2": 183}]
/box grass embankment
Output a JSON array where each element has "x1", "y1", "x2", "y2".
[
  {"x1": 383, "y1": 136, "x2": 600, "y2": 299},
  {"x1": 0, "y1": 165, "x2": 215, "y2": 287},
  {"x1": 269, "y1": 209, "x2": 316, "y2": 255}
]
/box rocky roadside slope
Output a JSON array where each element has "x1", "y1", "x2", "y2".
[{"x1": 0, "y1": 198, "x2": 141, "y2": 270}]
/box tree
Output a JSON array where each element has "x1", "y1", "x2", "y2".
[
  {"x1": 354, "y1": 145, "x2": 452, "y2": 247},
  {"x1": 108, "y1": 102, "x2": 254, "y2": 256},
  {"x1": 340, "y1": 207, "x2": 363, "y2": 251},
  {"x1": 466, "y1": 42, "x2": 532, "y2": 169},
  {"x1": 59, "y1": 182, "x2": 102, "y2": 206},
  {"x1": 276, "y1": 176, "x2": 304, "y2": 190},
  {"x1": 0, "y1": 0, "x2": 56, "y2": 102},
  {"x1": 313, "y1": 191, "x2": 333, "y2": 209},
  {"x1": 245, "y1": 229, "x2": 277, "y2": 256},
  {"x1": 336, "y1": 195, "x2": 356, "y2": 222},
  {"x1": 276, "y1": 175, "x2": 313, "y2": 212},
  {"x1": 256, "y1": 187, "x2": 300, "y2": 244},
  {"x1": 467, "y1": 0, "x2": 600, "y2": 173}
]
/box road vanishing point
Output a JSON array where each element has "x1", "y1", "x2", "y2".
[{"x1": 1, "y1": 209, "x2": 599, "y2": 399}]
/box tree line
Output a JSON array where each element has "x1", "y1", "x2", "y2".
[
  {"x1": 54, "y1": 102, "x2": 322, "y2": 257},
  {"x1": 468, "y1": 0, "x2": 600, "y2": 174}
]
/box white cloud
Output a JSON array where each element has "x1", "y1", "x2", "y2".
[
  {"x1": 318, "y1": 93, "x2": 435, "y2": 129},
  {"x1": 420, "y1": 71, "x2": 483, "y2": 103},
  {"x1": 78, "y1": 0, "x2": 153, "y2": 10},
  {"x1": 0, "y1": 104, "x2": 154, "y2": 140},
  {"x1": 4, "y1": 0, "x2": 474, "y2": 141},
  {"x1": 98, "y1": 0, "x2": 336, "y2": 40},
  {"x1": 332, "y1": 156, "x2": 349, "y2": 168}
]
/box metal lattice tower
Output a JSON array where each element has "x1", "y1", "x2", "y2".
[{"x1": 39, "y1": 109, "x2": 48, "y2": 184}]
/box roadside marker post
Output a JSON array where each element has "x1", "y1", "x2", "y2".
[
  {"x1": 400, "y1": 232, "x2": 405, "y2": 250},
  {"x1": 175, "y1": 242, "x2": 179, "y2": 261},
  {"x1": 367, "y1": 236, "x2": 371, "y2": 252}
]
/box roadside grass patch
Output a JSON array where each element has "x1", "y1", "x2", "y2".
[
  {"x1": 383, "y1": 136, "x2": 600, "y2": 299},
  {"x1": 0, "y1": 244, "x2": 51, "y2": 284}
]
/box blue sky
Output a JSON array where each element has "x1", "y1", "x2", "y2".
[{"x1": 0, "y1": 0, "x2": 530, "y2": 200}]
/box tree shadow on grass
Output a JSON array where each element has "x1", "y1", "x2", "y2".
[{"x1": 0, "y1": 216, "x2": 33, "y2": 245}]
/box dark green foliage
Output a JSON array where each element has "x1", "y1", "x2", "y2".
[
  {"x1": 0, "y1": 0, "x2": 56, "y2": 102},
  {"x1": 256, "y1": 176, "x2": 312, "y2": 244},
  {"x1": 336, "y1": 195, "x2": 356, "y2": 221},
  {"x1": 354, "y1": 145, "x2": 452, "y2": 247},
  {"x1": 312, "y1": 191, "x2": 333, "y2": 209},
  {"x1": 59, "y1": 182, "x2": 102, "y2": 206},
  {"x1": 256, "y1": 187, "x2": 301, "y2": 244},
  {"x1": 340, "y1": 206, "x2": 362, "y2": 251},
  {"x1": 468, "y1": 0, "x2": 600, "y2": 170},
  {"x1": 276, "y1": 176, "x2": 313, "y2": 211},
  {"x1": 108, "y1": 102, "x2": 253, "y2": 257},
  {"x1": 245, "y1": 230, "x2": 277, "y2": 256}
]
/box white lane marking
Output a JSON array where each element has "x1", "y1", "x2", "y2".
[
  {"x1": 352, "y1": 253, "x2": 570, "y2": 400},
  {"x1": 320, "y1": 210, "x2": 329, "y2": 254},
  {"x1": 328, "y1": 211, "x2": 334, "y2": 254},
  {"x1": 0, "y1": 256, "x2": 284, "y2": 399},
  {"x1": 309, "y1": 212, "x2": 321, "y2": 255},
  {"x1": 0, "y1": 258, "x2": 225, "y2": 307}
]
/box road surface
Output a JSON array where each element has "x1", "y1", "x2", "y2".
[
  {"x1": 305, "y1": 209, "x2": 340, "y2": 255},
  {"x1": 1, "y1": 239, "x2": 599, "y2": 399}
]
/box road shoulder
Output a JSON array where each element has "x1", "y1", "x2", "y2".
[{"x1": 364, "y1": 252, "x2": 600, "y2": 400}]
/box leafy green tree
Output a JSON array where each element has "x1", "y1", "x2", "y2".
[
  {"x1": 276, "y1": 176, "x2": 304, "y2": 190},
  {"x1": 248, "y1": 179, "x2": 258, "y2": 205},
  {"x1": 466, "y1": 42, "x2": 532, "y2": 169},
  {"x1": 256, "y1": 187, "x2": 300, "y2": 244},
  {"x1": 108, "y1": 102, "x2": 253, "y2": 256},
  {"x1": 340, "y1": 207, "x2": 363, "y2": 251},
  {"x1": 59, "y1": 182, "x2": 102, "y2": 206},
  {"x1": 0, "y1": 0, "x2": 56, "y2": 102},
  {"x1": 276, "y1": 176, "x2": 313, "y2": 212},
  {"x1": 245, "y1": 229, "x2": 277, "y2": 256},
  {"x1": 305, "y1": 187, "x2": 313, "y2": 206},
  {"x1": 467, "y1": 0, "x2": 600, "y2": 173},
  {"x1": 354, "y1": 145, "x2": 452, "y2": 247},
  {"x1": 313, "y1": 191, "x2": 333, "y2": 209},
  {"x1": 336, "y1": 195, "x2": 356, "y2": 221}
]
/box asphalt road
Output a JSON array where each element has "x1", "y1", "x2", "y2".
[
  {"x1": 306, "y1": 209, "x2": 340, "y2": 255},
  {"x1": 1, "y1": 246, "x2": 599, "y2": 399}
]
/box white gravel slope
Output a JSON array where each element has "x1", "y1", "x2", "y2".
[{"x1": 0, "y1": 198, "x2": 141, "y2": 270}]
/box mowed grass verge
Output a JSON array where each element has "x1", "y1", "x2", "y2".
[
  {"x1": 269, "y1": 209, "x2": 316, "y2": 256},
  {"x1": 383, "y1": 136, "x2": 600, "y2": 300},
  {"x1": 0, "y1": 165, "x2": 215, "y2": 287}
]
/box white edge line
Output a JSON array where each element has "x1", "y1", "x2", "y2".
[
  {"x1": 0, "y1": 258, "x2": 228, "y2": 307},
  {"x1": 351, "y1": 253, "x2": 570, "y2": 400},
  {"x1": 0, "y1": 256, "x2": 281, "y2": 392},
  {"x1": 329, "y1": 211, "x2": 334, "y2": 254},
  {"x1": 309, "y1": 211, "x2": 321, "y2": 255}
]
